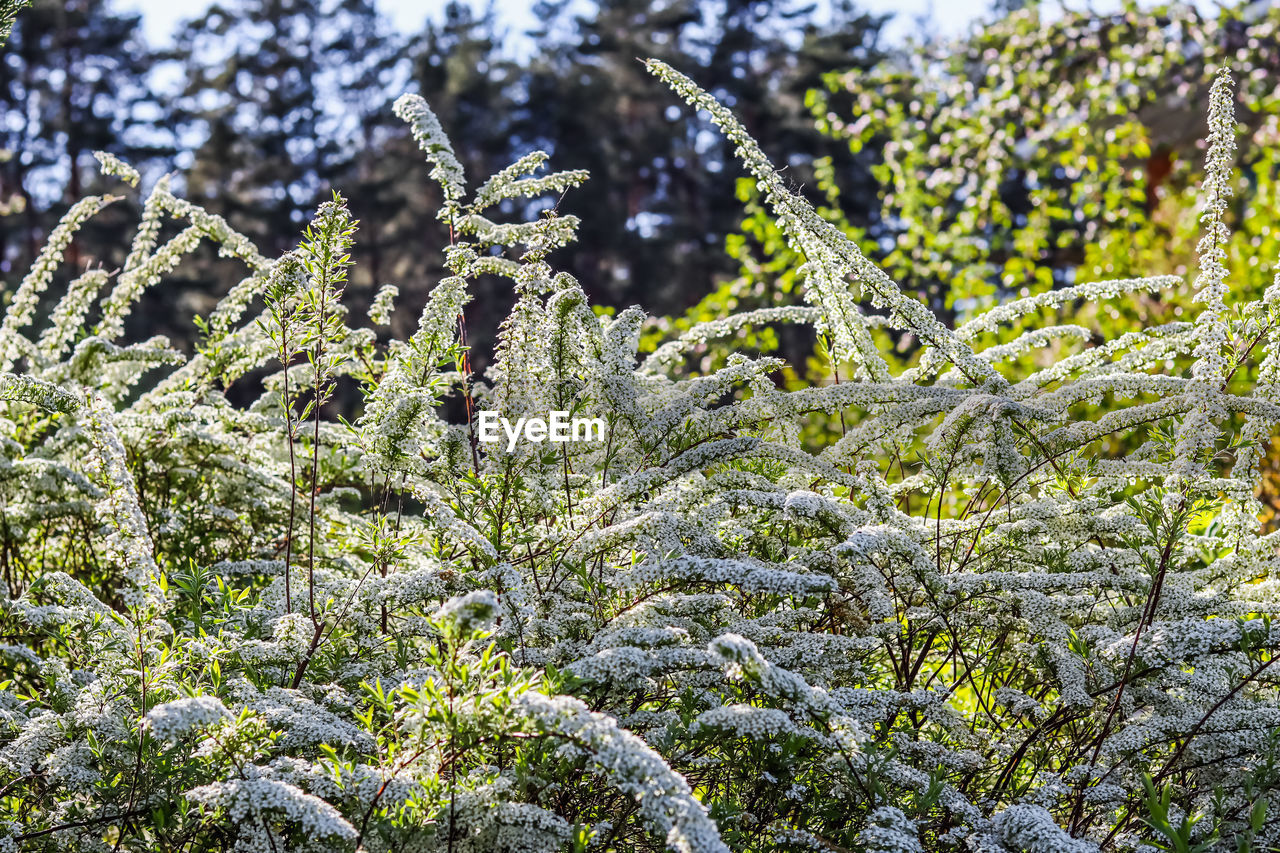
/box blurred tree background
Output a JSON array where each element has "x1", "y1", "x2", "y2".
[
  {"x1": 7, "y1": 0, "x2": 1280, "y2": 399},
  {"x1": 0, "y1": 0, "x2": 889, "y2": 360}
]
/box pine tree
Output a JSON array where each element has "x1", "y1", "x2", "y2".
[
  {"x1": 520, "y1": 0, "x2": 707, "y2": 309},
  {"x1": 0, "y1": 0, "x2": 160, "y2": 278},
  {"x1": 173, "y1": 0, "x2": 394, "y2": 256},
  {"x1": 514, "y1": 0, "x2": 886, "y2": 314}
]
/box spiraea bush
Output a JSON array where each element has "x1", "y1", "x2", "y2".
[{"x1": 1, "y1": 58, "x2": 1279, "y2": 852}]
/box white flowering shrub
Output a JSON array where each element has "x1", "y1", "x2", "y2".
[{"x1": 0, "y1": 61, "x2": 1279, "y2": 852}]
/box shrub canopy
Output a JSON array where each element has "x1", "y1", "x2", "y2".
[{"x1": 1, "y1": 50, "x2": 1280, "y2": 853}]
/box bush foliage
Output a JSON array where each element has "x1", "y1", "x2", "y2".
[{"x1": 0, "y1": 53, "x2": 1279, "y2": 853}]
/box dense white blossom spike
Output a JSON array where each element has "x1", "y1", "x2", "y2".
[
  {"x1": 93, "y1": 150, "x2": 140, "y2": 187},
  {"x1": 394, "y1": 93, "x2": 466, "y2": 213},
  {"x1": 0, "y1": 195, "x2": 118, "y2": 372},
  {"x1": 1170, "y1": 66, "x2": 1238, "y2": 489}
]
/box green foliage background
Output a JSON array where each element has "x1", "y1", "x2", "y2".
[{"x1": 663, "y1": 3, "x2": 1280, "y2": 499}]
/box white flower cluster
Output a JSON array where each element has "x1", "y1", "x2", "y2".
[
  {"x1": 856, "y1": 806, "x2": 923, "y2": 853},
  {"x1": 393, "y1": 93, "x2": 466, "y2": 211},
  {"x1": 0, "y1": 195, "x2": 117, "y2": 372},
  {"x1": 185, "y1": 775, "x2": 358, "y2": 845},
  {"x1": 93, "y1": 150, "x2": 141, "y2": 187},
  {"x1": 143, "y1": 695, "x2": 231, "y2": 741},
  {"x1": 0, "y1": 372, "x2": 78, "y2": 413},
  {"x1": 984, "y1": 804, "x2": 1101, "y2": 853},
  {"x1": 520, "y1": 693, "x2": 730, "y2": 853},
  {"x1": 1170, "y1": 66, "x2": 1239, "y2": 488},
  {"x1": 431, "y1": 589, "x2": 499, "y2": 638}
]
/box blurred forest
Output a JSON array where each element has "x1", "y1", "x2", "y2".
[
  {"x1": 0, "y1": 0, "x2": 891, "y2": 362},
  {"x1": 7, "y1": 0, "x2": 1280, "y2": 376}
]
